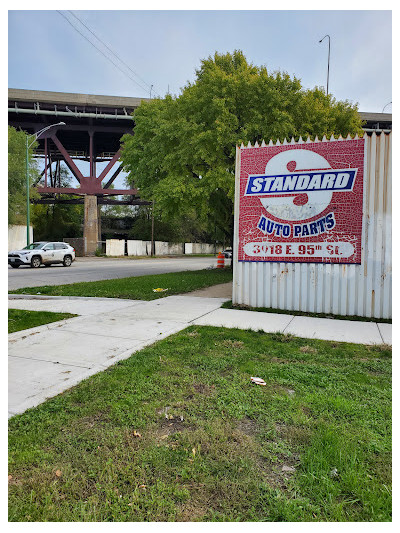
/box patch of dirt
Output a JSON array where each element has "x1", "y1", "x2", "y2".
[
  {"x1": 156, "y1": 417, "x2": 190, "y2": 439},
  {"x1": 8, "y1": 475, "x2": 22, "y2": 486},
  {"x1": 300, "y1": 405, "x2": 312, "y2": 417},
  {"x1": 193, "y1": 383, "x2": 215, "y2": 396},
  {"x1": 269, "y1": 333, "x2": 295, "y2": 343},
  {"x1": 367, "y1": 344, "x2": 392, "y2": 353},
  {"x1": 185, "y1": 383, "x2": 216, "y2": 400},
  {"x1": 236, "y1": 418, "x2": 258, "y2": 437},
  {"x1": 220, "y1": 366, "x2": 234, "y2": 377},
  {"x1": 280, "y1": 425, "x2": 311, "y2": 445},
  {"x1": 252, "y1": 421, "x2": 307, "y2": 490},
  {"x1": 177, "y1": 500, "x2": 209, "y2": 522},
  {"x1": 222, "y1": 339, "x2": 244, "y2": 349},
  {"x1": 299, "y1": 345, "x2": 318, "y2": 354},
  {"x1": 232, "y1": 418, "x2": 301, "y2": 491},
  {"x1": 257, "y1": 456, "x2": 299, "y2": 491}
]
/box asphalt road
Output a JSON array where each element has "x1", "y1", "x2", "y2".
[{"x1": 8, "y1": 256, "x2": 218, "y2": 291}]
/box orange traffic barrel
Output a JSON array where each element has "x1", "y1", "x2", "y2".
[{"x1": 217, "y1": 251, "x2": 225, "y2": 268}]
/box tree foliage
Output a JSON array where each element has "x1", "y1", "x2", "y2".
[
  {"x1": 125, "y1": 206, "x2": 218, "y2": 243},
  {"x1": 8, "y1": 126, "x2": 39, "y2": 225},
  {"x1": 31, "y1": 165, "x2": 84, "y2": 241},
  {"x1": 121, "y1": 50, "x2": 364, "y2": 243}
]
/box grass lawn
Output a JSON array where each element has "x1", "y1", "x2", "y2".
[
  {"x1": 8, "y1": 309, "x2": 77, "y2": 333},
  {"x1": 9, "y1": 268, "x2": 232, "y2": 300},
  {"x1": 8, "y1": 327, "x2": 391, "y2": 522},
  {"x1": 221, "y1": 301, "x2": 392, "y2": 324}
]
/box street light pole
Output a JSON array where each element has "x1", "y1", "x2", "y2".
[
  {"x1": 25, "y1": 122, "x2": 65, "y2": 246},
  {"x1": 319, "y1": 34, "x2": 331, "y2": 95},
  {"x1": 382, "y1": 101, "x2": 392, "y2": 113}
]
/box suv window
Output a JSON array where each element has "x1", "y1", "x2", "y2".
[
  {"x1": 55, "y1": 243, "x2": 67, "y2": 249},
  {"x1": 23, "y1": 242, "x2": 46, "y2": 250},
  {"x1": 43, "y1": 243, "x2": 55, "y2": 250}
]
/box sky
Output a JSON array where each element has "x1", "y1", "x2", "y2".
[
  {"x1": 6, "y1": 5, "x2": 393, "y2": 189},
  {"x1": 8, "y1": 8, "x2": 392, "y2": 112}
]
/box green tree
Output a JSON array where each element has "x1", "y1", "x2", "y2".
[
  {"x1": 121, "y1": 50, "x2": 363, "y2": 244},
  {"x1": 8, "y1": 126, "x2": 39, "y2": 225},
  {"x1": 31, "y1": 165, "x2": 83, "y2": 241},
  {"x1": 125, "y1": 205, "x2": 213, "y2": 243}
]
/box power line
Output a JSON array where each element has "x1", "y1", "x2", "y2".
[
  {"x1": 57, "y1": 11, "x2": 153, "y2": 96},
  {"x1": 57, "y1": 10, "x2": 149, "y2": 94},
  {"x1": 68, "y1": 11, "x2": 159, "y2": 96}
]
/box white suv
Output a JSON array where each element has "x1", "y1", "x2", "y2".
[{"x1": 8, "y1": 241, "x2": 76, "y2": 268}]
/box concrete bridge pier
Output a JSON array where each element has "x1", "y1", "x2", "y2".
[{"x1": 84, "y1": 195, "x2": 99, "y2": 255}]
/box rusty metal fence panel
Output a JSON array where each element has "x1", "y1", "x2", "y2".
[{"x1": 233, "y1": 133, "x2": 392, "y2": 319}]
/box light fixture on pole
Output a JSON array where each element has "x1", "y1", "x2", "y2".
[
  {"x1": 25, "y1": 122, "x2": 66, "y2": 246},
  {"x1": 382, "y1": 101, "x2": 392, "y2": 113},
  {"x1": 319, "y1": 34, "x2": 331, "y2": 95}
]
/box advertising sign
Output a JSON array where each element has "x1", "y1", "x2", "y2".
[{"x1": 237, "y1": 138, "x2": 364, "y2": 264}]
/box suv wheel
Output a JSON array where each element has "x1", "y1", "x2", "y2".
[
  {"x1": 63, "y1": 255, "x2": 72, "y2": 267},
  {"x1": 31, "y1": 256, "x2": 41, "y2": 268}
]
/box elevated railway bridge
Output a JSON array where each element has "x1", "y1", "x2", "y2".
[
  {"x1": 8, "y1": 89, "x2": 392, "y2": 254},
  {"x1": 8, "y1": 88, "x2": 150, "y2": 254}
]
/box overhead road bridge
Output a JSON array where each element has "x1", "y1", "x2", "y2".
[
  {"x1": 8, "y1": 88, "x2": 151, "y2": 254},
  {"x1": 358, "y1": 111, "x2": 392, "y2": 132},
  {"x1": 8, "y1": 89, "x2": 392, "y2": 254}
]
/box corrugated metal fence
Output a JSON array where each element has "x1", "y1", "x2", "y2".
[{"x1": 233, "y1": 133, "x2": 392, "y2": 319}]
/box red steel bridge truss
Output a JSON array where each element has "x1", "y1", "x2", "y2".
[{"x1": 8, "y1": 88, "x2": 151, "y2": 207}]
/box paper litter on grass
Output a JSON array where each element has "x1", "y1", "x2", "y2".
[{"x1": 251, "y1": 376, "x2": 266, "y2": 386}]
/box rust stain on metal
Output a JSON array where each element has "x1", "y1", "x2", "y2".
[
  {"x1": 374, "y1": 137, "x2": 380, "y2": 215},
  {"x1": 383, "y1": 135, "x2": 390, "y2": 214}
]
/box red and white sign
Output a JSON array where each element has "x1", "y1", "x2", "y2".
[{"x1": 237, "y1": 138, "x2": 364, "y2": 264}]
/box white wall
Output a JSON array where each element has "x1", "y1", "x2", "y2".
[
  {"x1": 108, "y1": 239, "x2": 223, "y2": 257},
  {"x1": 167, "y1": 242, "x2": 184, "y2": 255},
  {"x1": 8, "y1": 225, "x2": 33, "y2": 251},
  {"x1": 185, "y1": 243, "x2": 223, "y2": 254},
  {"x1": 106, "y1": 239, "x2": 125, "y2": 256},
  {"x1": 154, "y1": 241, "x2": 169, "y2": 256},
  {"x1": 127, "y1": 240, "x2": 151, "y2": 256}
]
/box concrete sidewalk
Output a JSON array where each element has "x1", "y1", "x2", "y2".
[{"x1": 8, "y1": 293, "x2": 391, "y2": 418}]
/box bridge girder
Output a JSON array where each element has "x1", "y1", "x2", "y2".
[
  {"x1": 8, "y1": 89, "x2": 150, "y2": 254},
  {"x1": 8, "y1": 88, "x2": 146, "y2": 198}
]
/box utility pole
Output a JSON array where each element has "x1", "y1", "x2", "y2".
[{"x1": 319, "y1": 35, "x2": 331, "y2": 95}]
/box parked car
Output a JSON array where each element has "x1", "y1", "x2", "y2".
[
  {"x1": 221, "y1": 249, "x2": 232, "y2": 258},
  {"x1": 8, "y1": 241, "x2": 76, "y2": 268}
]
